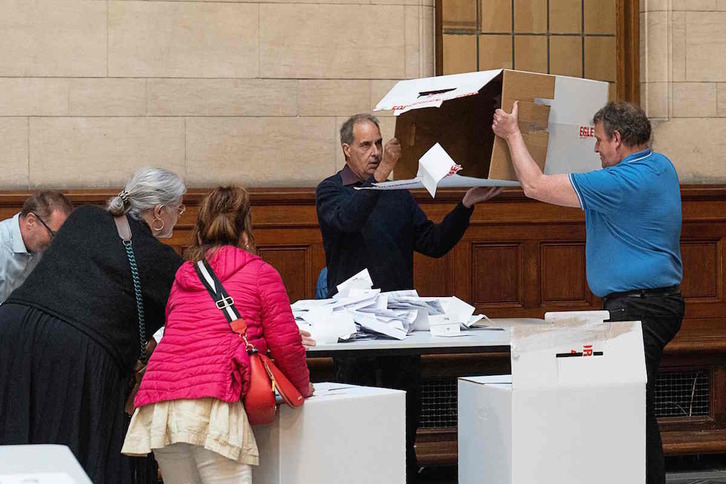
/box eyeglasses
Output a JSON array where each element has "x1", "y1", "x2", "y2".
[
  {"x1": 176, "y1": 204, "x2": 186, "y2": 216},
  {"x1": 32, "y1": 212, "x2": 55, "y2": 239}
]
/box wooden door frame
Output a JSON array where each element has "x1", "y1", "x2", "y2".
[{"x1": 435, "y1": 0, "x2": 640, "y2": 104}]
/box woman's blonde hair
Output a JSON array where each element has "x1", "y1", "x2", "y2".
[{"x1": 185, "y1": 186, "x2": 256, "y2": 262}]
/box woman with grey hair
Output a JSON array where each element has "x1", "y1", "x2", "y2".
[{"x1": 0, "y1": 167, "x2": 186, "y2": 484}]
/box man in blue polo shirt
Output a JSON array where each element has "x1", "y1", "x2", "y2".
[{"x1": 492, "y1": 101, "x2": 683, "y2": 484}]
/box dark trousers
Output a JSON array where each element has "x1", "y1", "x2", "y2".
[
  {"x1": 334, "y1": 355, "x2": 421, "y2": 483},
  {"x1": 604, "y1": 291, "x2": 685, "y2": 484}
]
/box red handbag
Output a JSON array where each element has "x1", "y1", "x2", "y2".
[{"x1": 195, "y1": 259, "x2": 304, "y2": 425}]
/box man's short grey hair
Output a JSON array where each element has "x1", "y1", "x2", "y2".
[
  {"x1": 592, "y1": 101, "x2": 652, "y2": 147},
  {"x1": 107, "y1": 167, "x2": 186, "y2": 220},
  {"x1": 340, "y1": 113, "x2": 381, "y2": 146}
]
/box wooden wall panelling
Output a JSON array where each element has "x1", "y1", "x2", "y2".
[
  {"x1": 449, "y1": 237, "x2": 472, "y2": 302},
  {"x1": 540, "y1": 242, "x2": 591, "y2": 306},
  {"x1": 522, "y1": 239, "x2": 542, "y2": 309},
  {"x1": 413, "y1": 252, "x2": 452, "y2": 297},
  {"x1": 2, "y1": 186, "x2": 726, "y2": 459},
  {"x1": 256, "y1": 246, "x2": 311, "y2": 304},
  {"x1": 471, "y1": 242, "x2": 523, "y2": 308},
  {"x1": 680, "y1": 240, "x2": 721, "y2": 302}
]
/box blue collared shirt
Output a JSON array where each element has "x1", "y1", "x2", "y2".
[
  {"x1": 0, "y1": 213, "x2": 41, "y2": 303},
  {"x1": 569, "y1": 149, "x2": 683, "y2": 297}
]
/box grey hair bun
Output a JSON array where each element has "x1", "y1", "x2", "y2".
[{"x1": 107, "y1": 194, "x2": 128, "y2": 216}]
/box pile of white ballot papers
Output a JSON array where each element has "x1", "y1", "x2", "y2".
[{"x1": 291, "y1": 269, "x2": 494, "y2": 343}]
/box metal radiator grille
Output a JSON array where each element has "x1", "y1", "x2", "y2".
[
  {"x1": 419, "y1": 370, "x2": 711, "y2": 429},
  {"x1": 654, "y1": 370, "x2": 710, "y2": 418},
  {"x1": 420, "y1": 380, "x2": 458, "y2": 428}
]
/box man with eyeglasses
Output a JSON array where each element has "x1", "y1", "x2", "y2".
[{"x1": 0, "y1": 191, "x2": 74, "y2": 303}]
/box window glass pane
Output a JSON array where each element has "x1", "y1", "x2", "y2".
[
  {"x1": 550, "y1": 36, "x2": 582, "y2": 77},
  {"x1": 584, "y1": 37, "x2": 617, "y2": 82},
  {"x1": 480, "y1": 0, "x2": 512, "y2": 33},
  {"x1": 514, "y1": 0, "x2": 547, "y2": 33},
  {"x1": 479, "y1": 34, "x2": 513, "y2": 70},
  {"x1": 549, "y1": 0, "x2": 582, "y2": 34},
  {"x1": 514, "y1": 35, "x2": 548, "y2": 72},
  {"x1": 584, "y1": 0, "x2": 616, "y2": 35},
  {"x1": 443, "y1": 0, "x2": 477, "y2": 31},
  {"x1": 440, "y1": 0, "x2": 619, "y2": 98},
  {"x1": 443, "y1": 34, "x2": 478, "y2": 74}
]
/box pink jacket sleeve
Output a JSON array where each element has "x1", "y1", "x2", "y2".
[{"x1": 257, "y1": 262, "x2": 312, "y2": 397}]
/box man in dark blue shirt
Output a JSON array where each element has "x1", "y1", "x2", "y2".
[
  {"x1": 493, "y1": 101, "x2": 684, "y2": 484},
  {"x1": 316, "y1": 113, "x2": 501, "y2": 483}
]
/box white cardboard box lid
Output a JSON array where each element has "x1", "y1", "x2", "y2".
[
  {"x1": 309, "y1": 382, "x2": 405, "y2": 402},
  {"x1": 460, "y1": 375, "x2": 512, "y2": 385},
  {"x1": 509, "y1": 319, "x2": 646, "y2": 390},
  {"x1": 374, "y1": 70, "x2": 503, "y2": 115}
]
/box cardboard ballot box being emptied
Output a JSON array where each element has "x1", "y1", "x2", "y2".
[
  {"x1": 458, "y1": 311, "x2": 647, "y2": 484},
  {"x1": 372, "y1": 69, "x2": 609, "y2": 196},
  {"x1": 252, "y1": 383, "x2": 405, "y2": 484}
]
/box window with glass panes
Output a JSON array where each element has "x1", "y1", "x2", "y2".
[{"x1": 441, "y1": 0, "x2": 617, "y2": 100}]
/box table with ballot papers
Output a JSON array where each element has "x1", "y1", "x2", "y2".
[{"x1": 293, "y1": 268, "x2": 540, "y2": 357}]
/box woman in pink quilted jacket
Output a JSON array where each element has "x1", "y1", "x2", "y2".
[{"x1": 122, "y1": 186, "x2": 312, "y2": 483}]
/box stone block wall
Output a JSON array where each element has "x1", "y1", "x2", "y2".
[
  {"x1": 0, "y1": 0, "x2": 434, "y2": 188},
  {"x1": 641, "y1": 0, "x2": 726, "y2": 182}
]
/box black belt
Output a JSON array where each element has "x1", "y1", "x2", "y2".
[{"x1": 603, "y1": 285, "x2": 681, "y2": 304}]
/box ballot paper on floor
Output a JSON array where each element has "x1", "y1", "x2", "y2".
[
  {"x1": 368, "y1": 69, "x2": 609, "y2": 196},
  {"x1": 458, "y1": 312, "x2": 646, "y2": 484},
  {"x1": 252, "y1": 383, "x2": 405, "y2": 484}
]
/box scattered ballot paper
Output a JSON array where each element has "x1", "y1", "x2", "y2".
[
  {"x1": 335, "y1": 268, "x2": 374, "y2": 297},
  {"x1": 429, "y1": 315, "x2": 466, "y2": 337},
  {"x1": 301, "y1": 307, "x2": 358, "y2": 344},
  {"x1": 292, "y1": 270, "x2": 492, "y2": 341}
]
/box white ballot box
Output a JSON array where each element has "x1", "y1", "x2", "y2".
[
  {"x1": 458, "y1": 312, "x2": 647, "y2": 484},
  {"x1": 0, "y1": 445, "x2": 92, "y2": 483},
  {"x1": 253, "y1": 382, "x2": 406, "y2": 484}
]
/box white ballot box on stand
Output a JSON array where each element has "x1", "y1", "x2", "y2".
[
  {"x1": 458, "y1": 311, "x2": 647, "y2": 484},
  {"x1": 253, "y1": 382, "x2": 406, "y2": 484},
  {"x1": 0, "y1": 445, "x2": 92, "y2": 483}
]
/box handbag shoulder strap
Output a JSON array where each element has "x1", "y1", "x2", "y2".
[
  {"x1": 114, "y1": 215, "x2": 147, "y2": 363},
  {"x1": 194, "y1": 258, "x2": 249, "y2": 337},
  {"x1": 114, "y1": 215, "x2": 132, "y2": 242}
]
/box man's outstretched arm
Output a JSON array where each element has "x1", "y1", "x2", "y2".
[{"x1": 492, "y1": 101, "x2": 580, "y2": 208}]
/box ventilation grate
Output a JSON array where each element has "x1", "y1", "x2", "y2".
[
  {"x1": 420, "y1": 379, "x2": 458, "y2": 428},
  {"x1": 655, "y1": 370, "x2": 710, "y2": 418},
  {"x1": 418, "y1": 370, "x2": 711, "y2": 429}
]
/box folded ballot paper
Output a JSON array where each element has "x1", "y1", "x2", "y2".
[{"x1": 292, "y1": 269, "x2": 491, "y2": 342}]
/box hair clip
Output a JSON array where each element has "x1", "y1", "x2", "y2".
[{"x1": 118, "y1": 190, "x2": 130, "y2": 206}]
